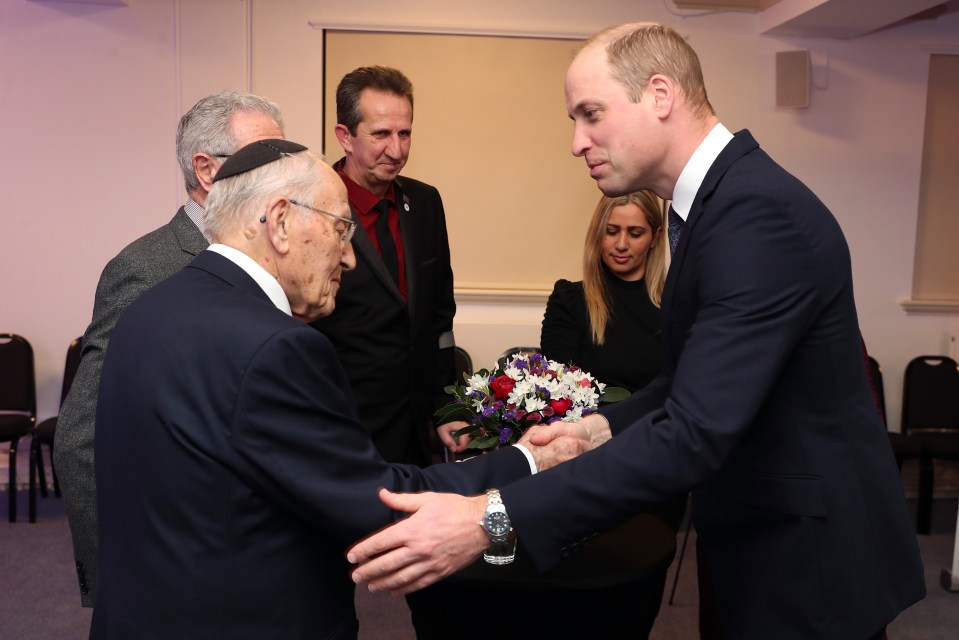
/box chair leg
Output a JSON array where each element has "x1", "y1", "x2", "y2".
[
  {"x1": 48, "y1": 442, "x2": 61, "y2": 497},
  {"x1": 917, "y1": 454, "x2": 934, "y2": 535},
  {"x1": 35, "y1": 438, "x2": 48, "y2": 498},
  {"x1": 8, "y1": 442, "x2": 18, "y2": 523},
  {"x1": 29, "y1": 438, "x2": 38, "y2": 524}
]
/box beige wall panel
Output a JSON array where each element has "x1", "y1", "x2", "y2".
[
  {"x1": 324, "y1": 30, "x2": 598, "y2": 291},
  {"x1": 912, "y1": 54, "x2": 959, "y2": 301}
]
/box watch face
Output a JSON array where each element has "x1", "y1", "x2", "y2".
[{"x1": 484, "y1": 512, "x2": 510, "y2": 537}]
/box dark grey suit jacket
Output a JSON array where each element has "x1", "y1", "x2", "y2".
[
  {"x1": 54, "y1": 207, "x2": 208, "y2": 606},
  {"x1": 501, "y1": 131, "x2": 925, "y2": 639}
]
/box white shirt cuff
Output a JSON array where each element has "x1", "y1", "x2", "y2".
[{"x1": 514, "y1": 444, "x2": 537, "y2": 474}]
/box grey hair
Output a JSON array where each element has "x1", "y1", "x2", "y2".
[
  {"x1": 204, "y1": 149, "x2": 326, "y2": 241},
  {"x1": 175, "y1": 91, "x2": 284, "y2": 193}
]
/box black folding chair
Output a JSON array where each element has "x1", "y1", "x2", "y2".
[
  {"x1": 0, "y1": 334, "x2": 36, "y2": 523},
  {"x1": 900, "y1": 355, "x2": 959, "y2": 534}
]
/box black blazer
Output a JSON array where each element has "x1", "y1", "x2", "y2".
[
  {"x1": 312, "y1": 174, "x2": 455, "y2": 465},
  {"x1": 501, "y1": 131, "x2": 924, "y2": 639},
  {"x1": 92, "y1": 251, "x2": 528, "y2": 640}
]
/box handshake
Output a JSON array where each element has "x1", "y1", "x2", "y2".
[{"x1": 346, "y1": 413, "x2": 613, "y2": 595}]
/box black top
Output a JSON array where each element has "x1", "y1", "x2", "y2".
[{"x1": 540, "y1": 270, "x2": 664, "y2": 392}]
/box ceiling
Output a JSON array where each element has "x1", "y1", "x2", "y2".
[{"x1": 671, "y1": 0, "x2": 954, "y2": 38}]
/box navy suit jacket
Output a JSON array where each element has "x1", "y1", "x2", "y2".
[
  {"x1": 311, "y1": 174, "x2": 456, "y2": 465},
  {"x1": 92, "y1": 250, "x2": 528, "y2": 640},
  {"x1": 501, "y1": 131, "x2": 924, "y2": 639}
]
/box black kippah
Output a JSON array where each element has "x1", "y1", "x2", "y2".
[{"x1": 213, "y1": 139, "x2": 308, "y2": 183}]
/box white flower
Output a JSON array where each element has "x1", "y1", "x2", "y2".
[
  {"x1": 503, "y1": 364, "x2": 526, "y2": 380},
  {"x1": 466, "y1": 373, "x2": 490, "y2": 392},
  {"x1": 524, "y1": 397, "x2": 546, "y2": 413},
  {"x1": 571, "y1": 386, "x2": 599, "y2": 406}
]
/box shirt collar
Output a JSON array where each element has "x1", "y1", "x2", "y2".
[
  {"x1": 334, "y1": 161, "x2": 396, "y2": 214},
  {"x1": 670, "y1": 123, "x2": 733, "y2": 221},
  {"x1": 184, "y1": 198, "x2": 209, "y2": 240},
  {"x1": 206, "y1": 244, "x2": 292, "y2": 316}
]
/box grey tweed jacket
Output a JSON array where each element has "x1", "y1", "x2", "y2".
[{"x1": 54, "y1": 207, "x2": 208, "y2": 607}]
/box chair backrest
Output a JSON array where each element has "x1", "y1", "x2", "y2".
[
  {"x1": 0, "y1": 333, "x2": 36, "y2": 417},
  {"x1": 60, "y1": 336, "x2": 84, "y2": 407},
  {"x1": 901, "y1": 355, "x2": 959, "y2": 434},
  {"x1": 866, "y1": 355, "x2": 887, "y2": 425},
  {"x1": 452, "y1": 346, "x2": 473, "y2": 381},
  {"x1": 499, "y1": 346, "x2": 540, "y2": 361}
]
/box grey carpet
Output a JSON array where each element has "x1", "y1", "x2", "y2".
[{"x1": 2, "y1": 460, "x2": 956, "y2": 639}]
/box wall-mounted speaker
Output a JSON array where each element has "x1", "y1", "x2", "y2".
[{"x1": 776, "y1": 50, "x2": 810, "y2": 109}]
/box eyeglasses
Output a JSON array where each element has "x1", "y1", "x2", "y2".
[{"x1": 288, "y1": 198, "x2": 356, "y2": 245}]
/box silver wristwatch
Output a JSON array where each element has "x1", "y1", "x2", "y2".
[{"x1": 480, "y1": 489, "x2": 511, "y2": 544}]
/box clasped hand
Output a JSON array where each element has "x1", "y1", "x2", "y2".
[{"x1": 347, "y1": 419, "x2": 609, "y2": 595}]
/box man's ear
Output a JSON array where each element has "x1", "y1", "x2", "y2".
[
  {"x1": 647, "y1": 74, "x2": 674, "y2": 120},
  {"x1": 193, "y1": 153, "x2": 219, "y2": 193},
  {"x1": 263, "y1": 197, "x2": 293, "y2": 255},
  {"x1": 333, "y1": 124, "x2": 354, "y2": 154}
]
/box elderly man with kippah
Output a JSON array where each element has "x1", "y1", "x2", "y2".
[{"x1": 89, "y1": 140, "x2": 587, "y2": 640}]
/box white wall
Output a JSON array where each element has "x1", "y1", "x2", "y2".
[{"x1": 2, "y1": 0, "x2": 958, "y2": 429}]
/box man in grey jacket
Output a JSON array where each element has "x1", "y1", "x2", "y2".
[{"x1": 54, "y1": 91, "x2": 284, "y2": 606}]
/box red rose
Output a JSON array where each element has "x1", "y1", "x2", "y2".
[
  {"x1": 490, "y1": 375, "x2": 516, "y2": 399},
  {"x1": 550, "y1": 397, "x2": 572, "y2": 416}
]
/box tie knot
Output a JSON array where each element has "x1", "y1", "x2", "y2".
[{"x1": 375, "y1": 199, "x2": 391, "y2": 217}]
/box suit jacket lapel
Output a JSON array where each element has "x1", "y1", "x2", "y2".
[
  {"x1": 170, "y1": 206, "x2": 211, "y2": 256},
  {"x1": 394, "y1": 179, "x2": 417, "y2": 312},
  {"x1": 348, "y1": 202, "x2": 406, "y2": 306},
  {"x1": 661, "y1": 129, "x2": 760, "y2": 314}
]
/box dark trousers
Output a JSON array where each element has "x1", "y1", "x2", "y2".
[{"x1": 407, "y1": 567, "x2": 669, "y2": 640}]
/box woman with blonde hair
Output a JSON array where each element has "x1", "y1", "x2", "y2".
[
  {"x1": 540, "y1": 190, "x2": 680, "y2": 639},
  {"x1": 541, "y1": 190, "x2": 666, "y2": 391}
]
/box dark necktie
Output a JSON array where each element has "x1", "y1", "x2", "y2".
[
  {"x1": 668, "y1": 205, "x2": 685, "y2": 256},
  {"x1": 374, "y1": 199, "x2": 400, "y2": 285}
]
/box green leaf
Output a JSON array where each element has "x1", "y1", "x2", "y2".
[
  {"x1": 434, "y1": 403, "x2": 472, "y2": 422},
  {"x1": 468, "y1": 435, "x2": 499, "y2": 450},
  {"x1": 600, "y1": 386, "x2": 630, "y2": 403},
  {"x1": 452, "y1": 424, "x2": 483, "y2": 438}
]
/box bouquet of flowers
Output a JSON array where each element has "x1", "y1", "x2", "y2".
[{"x1": 435, "y1": 351, "x2": 629, "y2": 451}]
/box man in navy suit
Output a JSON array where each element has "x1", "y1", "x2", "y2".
[
  {"x1": 91, "y1": 139, "x2": 584, "y2": 639},
  {"x1": 347, "y1": 22, "x2": 925, "y2": 639}
]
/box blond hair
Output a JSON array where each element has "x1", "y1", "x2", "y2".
[
  {"x1": 582, "y1": 191, "x2": 666, "y2": 345},
  {"x1": 585, "y1": 22, "x2": 714, "y2": 119}
]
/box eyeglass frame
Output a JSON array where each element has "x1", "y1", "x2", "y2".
[{"x1": 287, "y1": 198, "x2": 357, "y2": 245}]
